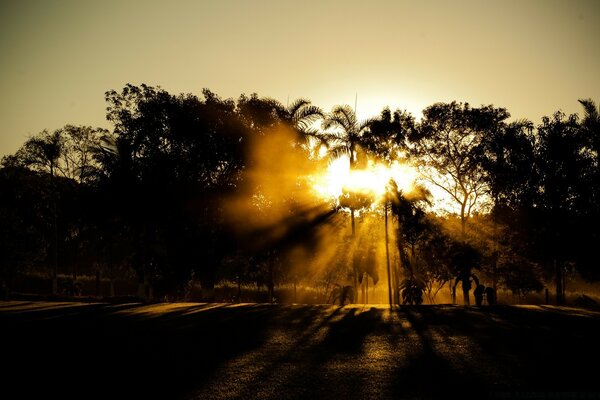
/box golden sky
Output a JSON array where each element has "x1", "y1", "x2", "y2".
[{"x1": 1, "y1": 0, "x2": 599, "y2": 157}]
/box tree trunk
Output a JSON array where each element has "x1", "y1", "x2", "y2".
[
  {"x1": 268, "y1": 250, "x2": 275, "y2": 303},
  {"x1": 555, "y1": 260, "x2": 564, "y2": 305},
  {"x1": 462, "y1": 281, "x2": 470, "y2": 305},
  {"x1": 460, "y1": 199, "x2": 467, "y2": 236},
  {"x1": 384, "y1": 202, "x2": 393, "y2": 308},
  {"x1": 393, "y1": 255, "x2": 401, "y2": 305},
  {"x1": 137, "y1": 267, "x2": 146, "y2": 300},
  {"x1": 95, "y1": 270, "x2": 100, "y2": 297},
  {"x1": 293, "y1": 281, "x2": 297, "y2": 304},
  {"x1": 51, "y1": 163, "x2": 59, "y2": 295}
]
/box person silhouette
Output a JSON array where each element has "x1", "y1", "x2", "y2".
[
  {"x1": 474, "y1": 284, "x2": 485, "y2": 306},
  {"x1": 484, "y1": 286, "x2": 496, "y2": 305}
]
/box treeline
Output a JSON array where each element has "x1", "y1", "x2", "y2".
[{"x1": 0, "y1": 84, "x2": 598, "y2": 304}]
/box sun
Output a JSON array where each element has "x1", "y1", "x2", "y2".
[{"x1": 311, "y1": 155, "x2": 417, "y2": 206}]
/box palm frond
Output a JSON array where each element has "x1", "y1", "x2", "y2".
[
  {"x1": 579, "y1": 98, "x2": 599, "y2": 121},
  {"x1": 287, "y1": 98, "x2": 312, "y2": 116},
  {"x1": 301, "y1": 127, "x2": 324, "y2": 140},
  {"x1": 358, "y1": 117, "x2": 377, "y2": 132},
  {"x1": 322, "y1": 113, "x2": 351, "y2": 136},
  {"x1": 331, "y1": 105, "x2": 357, "y2": 132},
  {"x1": 318, "y1": 132, "x2": 345, "y2": 147},
  {"x1": 295, "y1": 105, "x2": 324, "y2": 124},
  {"x1": 327, "y1": 144, "x2": 351, "y2": 161}
]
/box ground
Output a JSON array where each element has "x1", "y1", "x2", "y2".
[{"x1": 1, "y1": 301, "x2": 599, "y2": 399}]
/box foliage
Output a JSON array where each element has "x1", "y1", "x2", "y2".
[
  {"x1": 412, "y1": 102, "x2": 509, "y2": 230},
  {"x1": 399, "y1": 277, "x2": 424, "y2": 305},
  {"x1": 1, "y1": 86, "x2": 599, "y2": 302}
]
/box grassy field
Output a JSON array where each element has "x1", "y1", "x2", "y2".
[{"x1": 1, "y1": 301, "x2": 599, "y2": 399}]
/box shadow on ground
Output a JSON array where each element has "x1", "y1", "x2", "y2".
[{"x1": 1, "y1": 301, "x2": 599, "y2": 399}]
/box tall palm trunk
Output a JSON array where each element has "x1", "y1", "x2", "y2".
[
  {"x1": 555, "y1": 259, "x2": 564, "y2": 305},
  {"x1": 50, "y1": 162, "x2": 59, "y2": 295},
  {"x1": 268, "y1": 250, "x2": 275, "y2": 303},
  {"x1": 385, "y1": 201, "x2": 393, "y2": 308}
]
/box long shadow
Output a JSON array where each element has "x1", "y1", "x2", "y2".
[
  {"x1": 388, "y1": 305, "x2": 600, "y2": 397},
  {"x1": 3, "y1": 303, "x2": 599, "y2": 399},
  {"x1": 0, "y1": 302, "x2": 307, "y2": 400},
  {"x1": 385, "y1": 306, "x2": 471, "y2": 399},
  {"x1": 316, "y1": 307, "x2": 382, "y2": 356},
  {"x1": 279, "y1": 306, "x2": 385, "y2": 400}
]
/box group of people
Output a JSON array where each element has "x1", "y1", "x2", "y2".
[
  {"x1": 453, "y1": 272, "x2": 497, "y2": 306},
  {"x1": 473, "y1": 283, "x2": 496, "y2": 306}
]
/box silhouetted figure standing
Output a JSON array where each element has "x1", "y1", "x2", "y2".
[
  {"x1": 484, "y1": 287, "x2": 496, "y2": 305},
  {"x1": 474, "y1": 284, "x2": 485, "y2": 306},
  {"x1": 454, "y1": 272, "x2": 478, "y2": 305}
]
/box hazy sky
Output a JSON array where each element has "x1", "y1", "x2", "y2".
[{"x1": 1, "y1": 0, "x2": 599, "y2": 157}]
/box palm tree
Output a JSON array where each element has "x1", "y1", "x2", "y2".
[
  {"x1": 237, "y1": 94, "x2": 325, "y2": 150},
  {"x1": 282, "y1": 98, "x2": 325, "y2": 142},
  {"x1": 322, "y1": 105, "x2": 374, "y2": 170},
  {"x1": 388, "y1": 182, "x2": 431, "y2": 305},
  {"x1": 579, "y1": 98, "x2": 600, "y2": 130},
  {"x1": 322, "y1": 105, "x2": 375, "y2": 235},
  {"x1": 321, "y1": 105, "x2": 375, "y2": 302}
]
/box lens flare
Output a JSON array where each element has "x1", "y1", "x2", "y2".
[{"x1": 311, "y1": 155, "x2": 417, "y2": 206}]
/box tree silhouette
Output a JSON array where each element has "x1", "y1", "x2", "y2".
[
  {"x1": 2, "y1": 86, "x2": 599, "y2": 304},
  {"x1": 281, "y1": 98, "x2": 325, "y2": 149},
  {"x1": 0, "y1": 166, "x2": 50, "y2": 298},
  {"x1": 388, "y1": 181, "x2": 431, "y2": 304},
  {"x1": 412, "y1": 102, "x2": 509, "y2": 233},
  {"x1": 534, "y1": 111, "x2": 590, "y2": 304},
  {"x1": 320, "y1": 105, "x2": 376, "y2": 301},
  {"x1": 480, "y1": 119, "x2": 537, "y2": 210},
  {"x1": 361, "y1": 107, "x2": 414, "y2": 163},
  {"x1": 575, "y1": 99, "x2": 600, "y2": 281},
  {"x1": 102, "y1": 84, "x2": 249, "y2": 299},
  {"x1": 322, "y1": 105, "x2": 373, "y2": 169},
  {"x1": 13, "y1": 129, "x2": 64, "y2": 293},
  {"x1": 322, "y1": 105, "x2": 375, "y2": 234}
]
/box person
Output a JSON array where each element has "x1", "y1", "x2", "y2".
[
  {"x1": 484, "y1": 286, "x2": 496, "y2": 305},
  {"x1": 453, "y1": 272, "x2": 479, "y2": 305},
  {"x1": 474, "y1": 284, "x2": 485, "y2": 306}
]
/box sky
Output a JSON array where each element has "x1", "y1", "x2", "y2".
[{"x1": 1, "y1": 0, "x2": 599, "y2": 157}]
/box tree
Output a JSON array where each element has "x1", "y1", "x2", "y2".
[
  {"x1": 60, "y1": 125, "x2": 109, "y2": 183},
  {"x1": 480, "y1": 120, "x2": 537, "y2": 211},
  {"x1": 0, "y1": 165, "x2": 50, "y2": 298},
  {"x1": 388, "y1": 181, "x2": 431, "y2": 304},
  {"x1": 533, "y1": 111, "x2": 589, "y2": 304},
  {"x1": 361, "y1": 107, "x2": 415, "y2": 163},
  {"x1": 412, "y1": 102, "x2": 509, "y2": 233},
  {"x1": 11, "y1": 129, "x2": 64, "y2": 293},
  {"x1": 319, "y1": 105, "x2": 375, "y2": 300},
  {"x1": 280, "y1": 98, "x2": 325, "y2": 150},
  {"x1": 416, "y1": 224, "x2": 455, "y2": 304},
  {"x1": 575, "y1": 99, "x2": 600, "y2": 282},
  {"x1": 322, "y1": 105, "x2": 374, "y2": 169},
  {"x1": 322, "y1": 105, "x2": 375, "y2": 233},
  {"x1": 103, "y1": 84, "x2": 249, "y2": 299}
]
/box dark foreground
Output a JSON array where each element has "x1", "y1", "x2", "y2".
[{"x1": 1, "y1": 302, "x2": 600, "y2": 399}]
